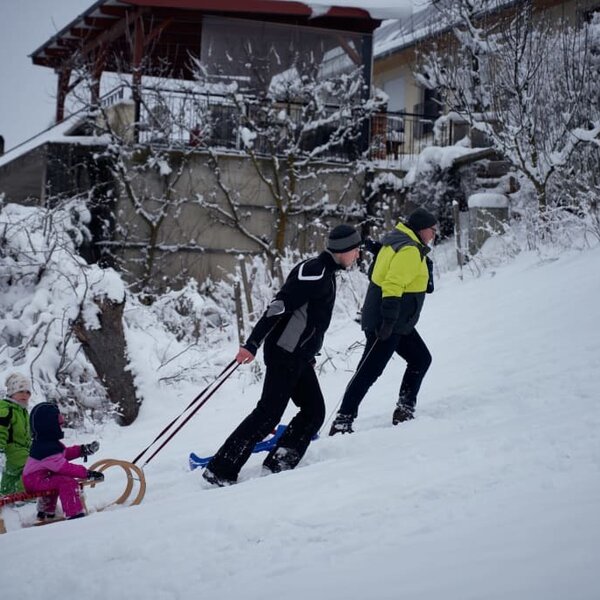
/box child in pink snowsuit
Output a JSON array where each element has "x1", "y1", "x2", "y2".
[{"x1": 22, "y1": 402, "x2": 103, "y2": 520}]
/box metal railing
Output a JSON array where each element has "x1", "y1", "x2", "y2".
[
  {"x1": 99, "y1": 85, "x2": 458, "y2": 162},
  {"x1": 369, "y1": 110, "x2": 460, "y2": 163}
]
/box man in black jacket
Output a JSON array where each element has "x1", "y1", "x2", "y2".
[{"x1": 203, "y1": 224, "x2": 361, "y2": 486}]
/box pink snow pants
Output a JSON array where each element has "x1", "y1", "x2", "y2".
[{"x1": 22, "y1": 471, "x2": 84, "y2": 518}]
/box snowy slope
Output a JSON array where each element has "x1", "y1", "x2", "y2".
[{"x1": 2, "y1": 244, "x2": 599, "y2": 600}]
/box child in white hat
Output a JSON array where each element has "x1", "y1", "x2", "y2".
[{"x1": 0, "y1": 372, "x2": 33, "y2": 494}]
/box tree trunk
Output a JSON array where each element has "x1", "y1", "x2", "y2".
[{"x1": 73, "y1": 297, "x2": 140, "y2": 425}]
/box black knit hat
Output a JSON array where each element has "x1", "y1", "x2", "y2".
[
  {"x1": 327, "y1": 224, "x2": 362, "y2": 253},
  {"x1": 407, "y1": 208, "x2": 437, "y2": 232}
]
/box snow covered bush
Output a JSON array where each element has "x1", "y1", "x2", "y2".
[{"x1": 0, "y1": 198, "x2": 126, "y2": 425}]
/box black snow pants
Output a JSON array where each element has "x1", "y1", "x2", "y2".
[
  {"x1": 206, "y1": 354, "x2": 325, "y2": 482},
  {"x1": 338, "y1": 329, "x2": 432, "y2": 418}
]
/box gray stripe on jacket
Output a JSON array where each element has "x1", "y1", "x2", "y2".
[{"x1": 276, "y1": 303, "x2": 308, "y2": 352}]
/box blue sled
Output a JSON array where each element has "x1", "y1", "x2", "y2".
[
  {"x1": 189, "y1": 424, "x2": 288, "y2": 470},
  {"x1": 189, "y1": 424, "x2": 319, "y2": 471}
]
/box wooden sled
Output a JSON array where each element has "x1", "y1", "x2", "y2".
[
  {"x1": 0, "y1": 458, "x2": 146, "y2": 534},
  {"x1": 86, "y1": 458, "x2": 146, "y2": 509}
]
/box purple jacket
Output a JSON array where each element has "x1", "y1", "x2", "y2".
[{"x1": 23, "y1": 444, "x2": 88, "y2": 479}]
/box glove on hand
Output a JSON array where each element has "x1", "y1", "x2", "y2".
[
  {"x1": 364, "y1": 238, "x2": 382, "y2": 256},
  {"x1": 426, "y1": 256, "x2": 434, "y2": 294},
  {"x1": 86, "y1": 470, "x2": 105, "y2": 482},
  {"x1": 81, "y1": 441, "x2": 100, "y2": 457},
  {"x1": 377, "y1": 320, "x2": 395, "y2": 342}
]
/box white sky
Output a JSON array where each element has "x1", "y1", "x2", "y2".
[
  {"x1": 0, "y1": 0, "x2": 422, "y2": 153},
  {"x1": 0, "y1": 0, "x2": 91, "y2": 152}
]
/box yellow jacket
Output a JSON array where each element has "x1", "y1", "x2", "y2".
[
  {"x1": 371, "y1": 223, "x2": 429, "y2": 297},
  {"x1": 361, "y1": 222, "x2": 431, "y2": 335}
]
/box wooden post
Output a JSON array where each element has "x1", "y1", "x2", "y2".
[
  {"x1": 239, "y1": 258, "x2": 254, "y2": 318},
  {"x1": 91, "y1": 47, "x2": 107, "y2": 108},
  {"x1": 452, "y1": 200, "x2": 464, "y2": 280},
  {"x1": 234, "y1": 280, "x2": 245, "y2": 346},
  {"x1": 132, "y1": 15, "x2": 145, "y2": 142},
  {"x1": 56, "y1": 68, "x2": 72, "y2": 123}
]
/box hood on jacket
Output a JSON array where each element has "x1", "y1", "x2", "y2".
[
  {"x1": 30, "y1": 402, "x2": 64, "y2": 442},
  {"x1": 29, "y1": 402, "x2": 65, "y2": 460},
  {"x1": 381, "y1": 222, "x2": 430, "y2": 258}
]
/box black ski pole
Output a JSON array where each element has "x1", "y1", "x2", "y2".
[
  {"x1": 132, "y1": 359, "x2": 237, "y2": 466},
  {"x1": 139, "y1": 360, "x2": 240, "y2": 468},
  {"x1": 320, "y1": 337, "x2": 380, "y2": 435}
]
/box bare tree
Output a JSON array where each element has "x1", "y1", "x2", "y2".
[
  {"x1": 416, "y1": 1, "x2": 600, "y2": 214},
  {"x1": 64, "y1": 53, "x2": 379, "y2": 296},
  {"x1": 190, "y1": 65, "x2": 380, "y2": 259}
]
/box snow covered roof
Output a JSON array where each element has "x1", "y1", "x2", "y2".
[
  {"x1": 374, "y1": 3, "x2": 438, "y2": 58},
  {"x1": 373, "y1": 0, "x2": 527, "y2": 60},
  {"x1": 0, "y1": 112, "x2": 109, "y2": 170}
]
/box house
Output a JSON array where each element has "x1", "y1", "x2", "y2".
[
  {"x1": 0, "y1": 0, "x2": 400, "y2": 289},
  {"x1": 371, "y1": 0, "x2": 600, "y2": 155},
  {"x1": 370, "y1": 0, "x2": 600, "y2": 255}
]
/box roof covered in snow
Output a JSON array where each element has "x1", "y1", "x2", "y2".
[{"x1": 31, "y1": 0, "x2": 414, "y2": 71}]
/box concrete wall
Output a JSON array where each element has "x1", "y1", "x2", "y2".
[
  {"x1": 112, "y1": 149, "x2": 365, "y2": 287},
  {"x1": 0, "y1": 145, "x2": 47, "y2": 204}
]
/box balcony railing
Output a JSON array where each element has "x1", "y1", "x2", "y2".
[{"x1": 99, "y1": 85, "x2": 459, "y2": 164}]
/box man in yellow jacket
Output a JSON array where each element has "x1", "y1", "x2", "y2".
[{"x1": 329, "y1": 208, "x2": 437, "y2": 435}]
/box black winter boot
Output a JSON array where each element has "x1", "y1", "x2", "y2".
[
  {"x1": 202, "y1": 468, "x2": 235, "y2": 488},
  {"x1": 263, "y1": 447, "x2": 300, "y2": 474},
  {"x1": 36, "y1": 511, "x2": 56, "y2": 521},
  {"x1": 392, "y1": 403, "x2": 414, "y2": 425},
  {"x1": 328, "y1": 413, "x2": 354, "y2": 436}
]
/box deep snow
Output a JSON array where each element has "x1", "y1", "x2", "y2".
[{"x1": 1, "y1": 242, "x2": 599, "y2": 600}]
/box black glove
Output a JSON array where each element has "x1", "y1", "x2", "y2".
[
  {"x1": 377, "y1": 319, "x2": 395, "y2": 341},
  {"x1": 80, "y1": 441, "x2": 100, "y2": 461},
  {"x1": 364, "y1": 238, "x2": 382, "y2": 257},
  {"x1": 426, "y1": 257, "x2": 434, "y2": 294},
  {"x1": 86, "y1": 470, "x2": 105, "y2": 482}
]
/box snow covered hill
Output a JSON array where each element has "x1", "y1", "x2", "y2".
[{"x1": 2, "y1": 244, "x2": 599, "y2": 600}]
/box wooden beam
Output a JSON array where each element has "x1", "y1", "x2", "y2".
[
  {"x1": 337, "y1": 35, "x2": 361, "y2": 66},
  {"x1": 56, "y1": 68, "x2": 72, "y2": 123},
  {"x1": 132, "y1": 14, "x2": 145, "y2": 142},
  {"x1": 84, "y1": 16, "x2": 120, "y2": 30},
  {"x1": 144, "y1": 17, "x2": 174, "y2": 46},
  {"x1": 99, "y1": 5, "x2": 128, "y2": 18},
  {"x1": 44, "y1": 48, "x2": 71, "y2": 57},
  {"x1": 70, "y1": 27, "x2": 98, "y2": 39},
  {"x1": 123, "y1": 0, "x2": 310, "y2": 16}
]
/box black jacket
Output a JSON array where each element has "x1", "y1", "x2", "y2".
[{"x1": 244, "y1": 251, "x2": 342, "y2": 363}]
